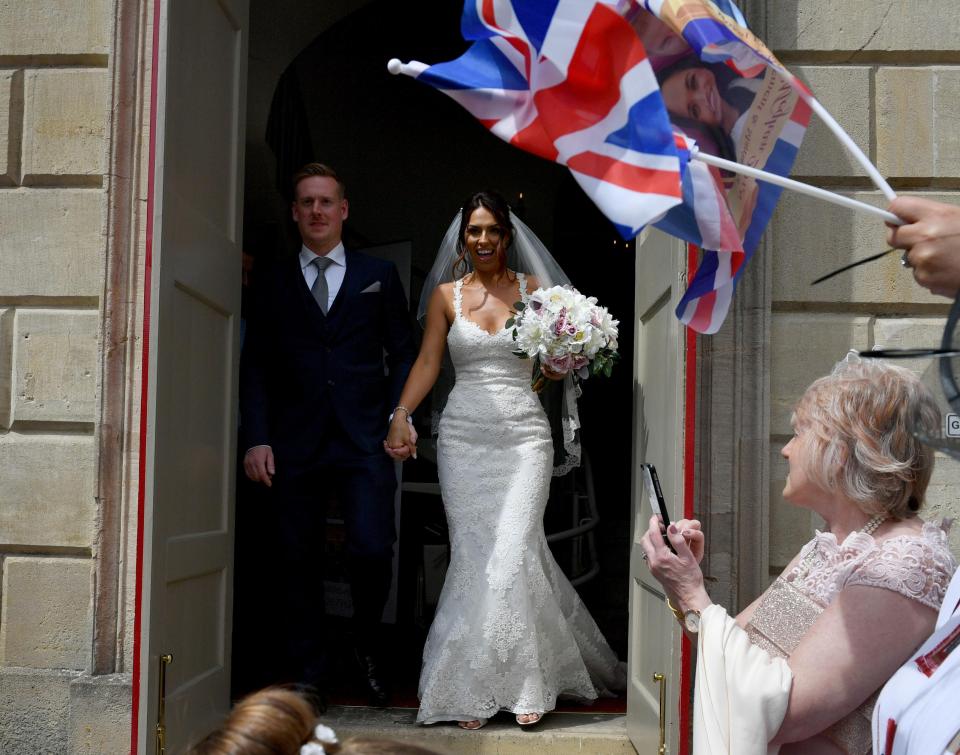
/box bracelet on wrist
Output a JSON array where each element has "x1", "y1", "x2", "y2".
[
  {"x1": 666, "y1": 597, "x2": 685, "y2": 624},
  {"x1": 389, "y1": 405, "x2": 413, "y2": 424}
]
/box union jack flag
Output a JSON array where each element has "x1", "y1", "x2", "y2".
[
  {"x1": 409, "y1": 0, "x2": 684, "y2": 238},
  {"x1": 399, "y1": 0, "x2": 811, "y2": 334}
]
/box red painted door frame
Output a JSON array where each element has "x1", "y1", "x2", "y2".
[
  {"x1": 129, "y1": 0, "x2": 161, "y2": 750},
  {"x1": 678, "y1": 243, "x2": 700, "y2": 755}
]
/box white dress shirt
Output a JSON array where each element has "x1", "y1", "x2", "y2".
[{"x1": 300, "y1": 242, "x2": 346, "y2": 312}]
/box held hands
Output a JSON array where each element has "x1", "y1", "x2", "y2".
[
  {"x1": 640, "y1": 515, "x2": 711, "y2": 614},
  {"x1": 384, "y1": 417, "x2": 418, "y2": 461},
  {"x1": 887, "y1": 196, "x2": 960, "y2": 297},
  {"x1": 244, "y1": 445, "x2": 275, "y2": 487}
]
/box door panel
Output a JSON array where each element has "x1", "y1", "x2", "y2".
[
  {"x1": 139, "y1": 1, "x2": 248, "y2": 752},
  {"x1": 627, "y1": 228, "x2": 688, "y2": 754}
]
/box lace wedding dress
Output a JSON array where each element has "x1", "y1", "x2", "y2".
[{"x1": 417, "y1": 274, "x2": 626, "y2": 724}]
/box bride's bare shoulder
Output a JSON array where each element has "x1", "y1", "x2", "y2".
[{"x1": 431, "y1": 282, "x2": 457, "y2": 321}]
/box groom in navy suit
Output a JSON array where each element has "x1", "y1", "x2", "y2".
[{"x1": 240, "y1": 163, "x2": 415, "y2": 704}]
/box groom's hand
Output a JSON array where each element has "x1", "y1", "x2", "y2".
[
  {"x1": 384, "y1": 418, "x2": 417, "y2": 461},
  {"x1": 244, "y1": 445, "x2": 275, "y2": 487}
]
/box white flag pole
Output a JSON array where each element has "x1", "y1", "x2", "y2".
[
  {"x1": 691, "y1": 148, "x2": 901, "y2": 225},
  {"x1": 797, "y1": 90, "x2": 897, "y2": 202}
]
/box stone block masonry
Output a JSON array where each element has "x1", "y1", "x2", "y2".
[
  {"x1": 13, "y1": 309, "x2": 98, "y2": 423},
  {"x1": 0, "y1": 0, "x2": 111, "y2": 731},
  {"x1": 0, "y1": 557, "x2": 92, "y2": 670},
  {"x1": 22, "y1": 69, "x2": 109, "y2": 183}
]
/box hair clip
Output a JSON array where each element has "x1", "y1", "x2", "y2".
[{"x1": 300, "y1": 724, "x2": 338, "y2": 755}]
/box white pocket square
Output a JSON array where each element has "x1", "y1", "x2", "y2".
[{"x1": 360, "y1": 281, "x2": 381, "y2": 293}]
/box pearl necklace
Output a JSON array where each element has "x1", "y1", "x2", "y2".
[
  {"x1": 793, "y1": 513, "x2": 887, "y2": 581},
  {"x1": 859, "y1": 513, "x2": 887, "y2": 537}
]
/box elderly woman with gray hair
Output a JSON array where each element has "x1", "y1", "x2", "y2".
[{"x1": 642, "y1": 356, "x2": 957, "y2": 754}]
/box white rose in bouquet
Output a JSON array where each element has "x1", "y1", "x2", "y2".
[{"x1": 506, "y1": 285, "x2": 619, "y2": 390}]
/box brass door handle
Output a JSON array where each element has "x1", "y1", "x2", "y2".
[
  {"x1": 156, "y1": 653, "x2": 173, "y2": 755},
  {"x1": 653, "y1": 672, "x2": 667, "y2": 754}
]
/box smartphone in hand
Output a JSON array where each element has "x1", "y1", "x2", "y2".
[{"x1": 641, "y1": 463, "x2": 675, "y2": 554}]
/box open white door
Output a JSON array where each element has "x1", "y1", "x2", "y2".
[
  {"x1": 137, "y1": 1, "x2": 248, "y2": 752},
  {"x1": 627, "y1": 229, "x2": 691, "y2": 754}
]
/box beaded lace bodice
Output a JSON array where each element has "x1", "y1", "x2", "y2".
[{"x1": 447, "y1": 272, "x2": 535, "y2": 382}]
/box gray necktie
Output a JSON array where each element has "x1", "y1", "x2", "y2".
[{"x1": 310, "y1": 256, "x2": 333, "y2": 314}]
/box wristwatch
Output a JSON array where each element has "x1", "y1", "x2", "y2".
[
  {"x1": 666, "y1": 597, "x2": 701, "y2": 634},
  {"x1": 683, "y1": 608, "x2": 701, "y2": 634}
]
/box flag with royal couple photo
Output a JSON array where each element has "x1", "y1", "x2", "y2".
[{"x1": 388, "y1": 0, "x2": 817, "y2": 334}]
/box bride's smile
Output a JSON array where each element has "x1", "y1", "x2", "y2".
[{"x1": 464, "y1": 206, "x2": 508, "y2": 271}]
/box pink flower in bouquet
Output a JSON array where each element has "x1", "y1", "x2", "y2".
[
  {"x1": 554, "y1": 309, "x2": 567, "y2": 336},
  {"x1": 545, "y1": 353, "x2": 574, "y2": 373}
]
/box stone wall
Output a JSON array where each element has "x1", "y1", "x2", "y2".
[
  {"x1": 767, "y1": 1, "x2": 960, "y2": 572},
  {"x1": 0, "y1": 1, "x2": 134, "y2": 752}
]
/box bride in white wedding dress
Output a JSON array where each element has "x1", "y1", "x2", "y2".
[{"x1": 384, "y1": 191, "x2": 626, "y2": 729}]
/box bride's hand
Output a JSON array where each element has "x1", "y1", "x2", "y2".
[
  {"x1": 542, "y1": 365, "x2": 566, "y2": 381},
  {"x1": 533, "y1": 364, "x2": 567, "y2": 392},
  {"x1": 384, "y1": 417, "x2": 416, "y2": 461}
]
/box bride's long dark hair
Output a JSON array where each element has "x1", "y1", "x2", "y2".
[{"x1": 452, "y1": 190, "x2": 516, "y2": 280}]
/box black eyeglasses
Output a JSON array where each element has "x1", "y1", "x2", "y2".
[{"x1": 859, "y1": 295, "x2": 960, "y2": 414}]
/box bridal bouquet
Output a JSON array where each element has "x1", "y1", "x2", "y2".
[{"x1": 506, "y1": 285, "x2": 619, "y2": 388}]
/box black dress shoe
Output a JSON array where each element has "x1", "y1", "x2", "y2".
[{"x1": 355, "y1": 650, "x2": 390, "y2": 707}]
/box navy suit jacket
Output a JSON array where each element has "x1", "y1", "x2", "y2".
[{"x1": 240, "y1": 249, "x2": 416, "y2": 473}]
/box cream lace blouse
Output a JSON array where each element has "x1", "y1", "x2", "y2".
[
  {"x1": 785, "y1": 521, "x2": 956, "y2": 611},
  {"x1": 746, "y1": 521, "x2": 957, "y2": 754}
]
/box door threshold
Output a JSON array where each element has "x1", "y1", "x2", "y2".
[{"x1": 321, "y1": 705, "x2": 636, "y2": 754}]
